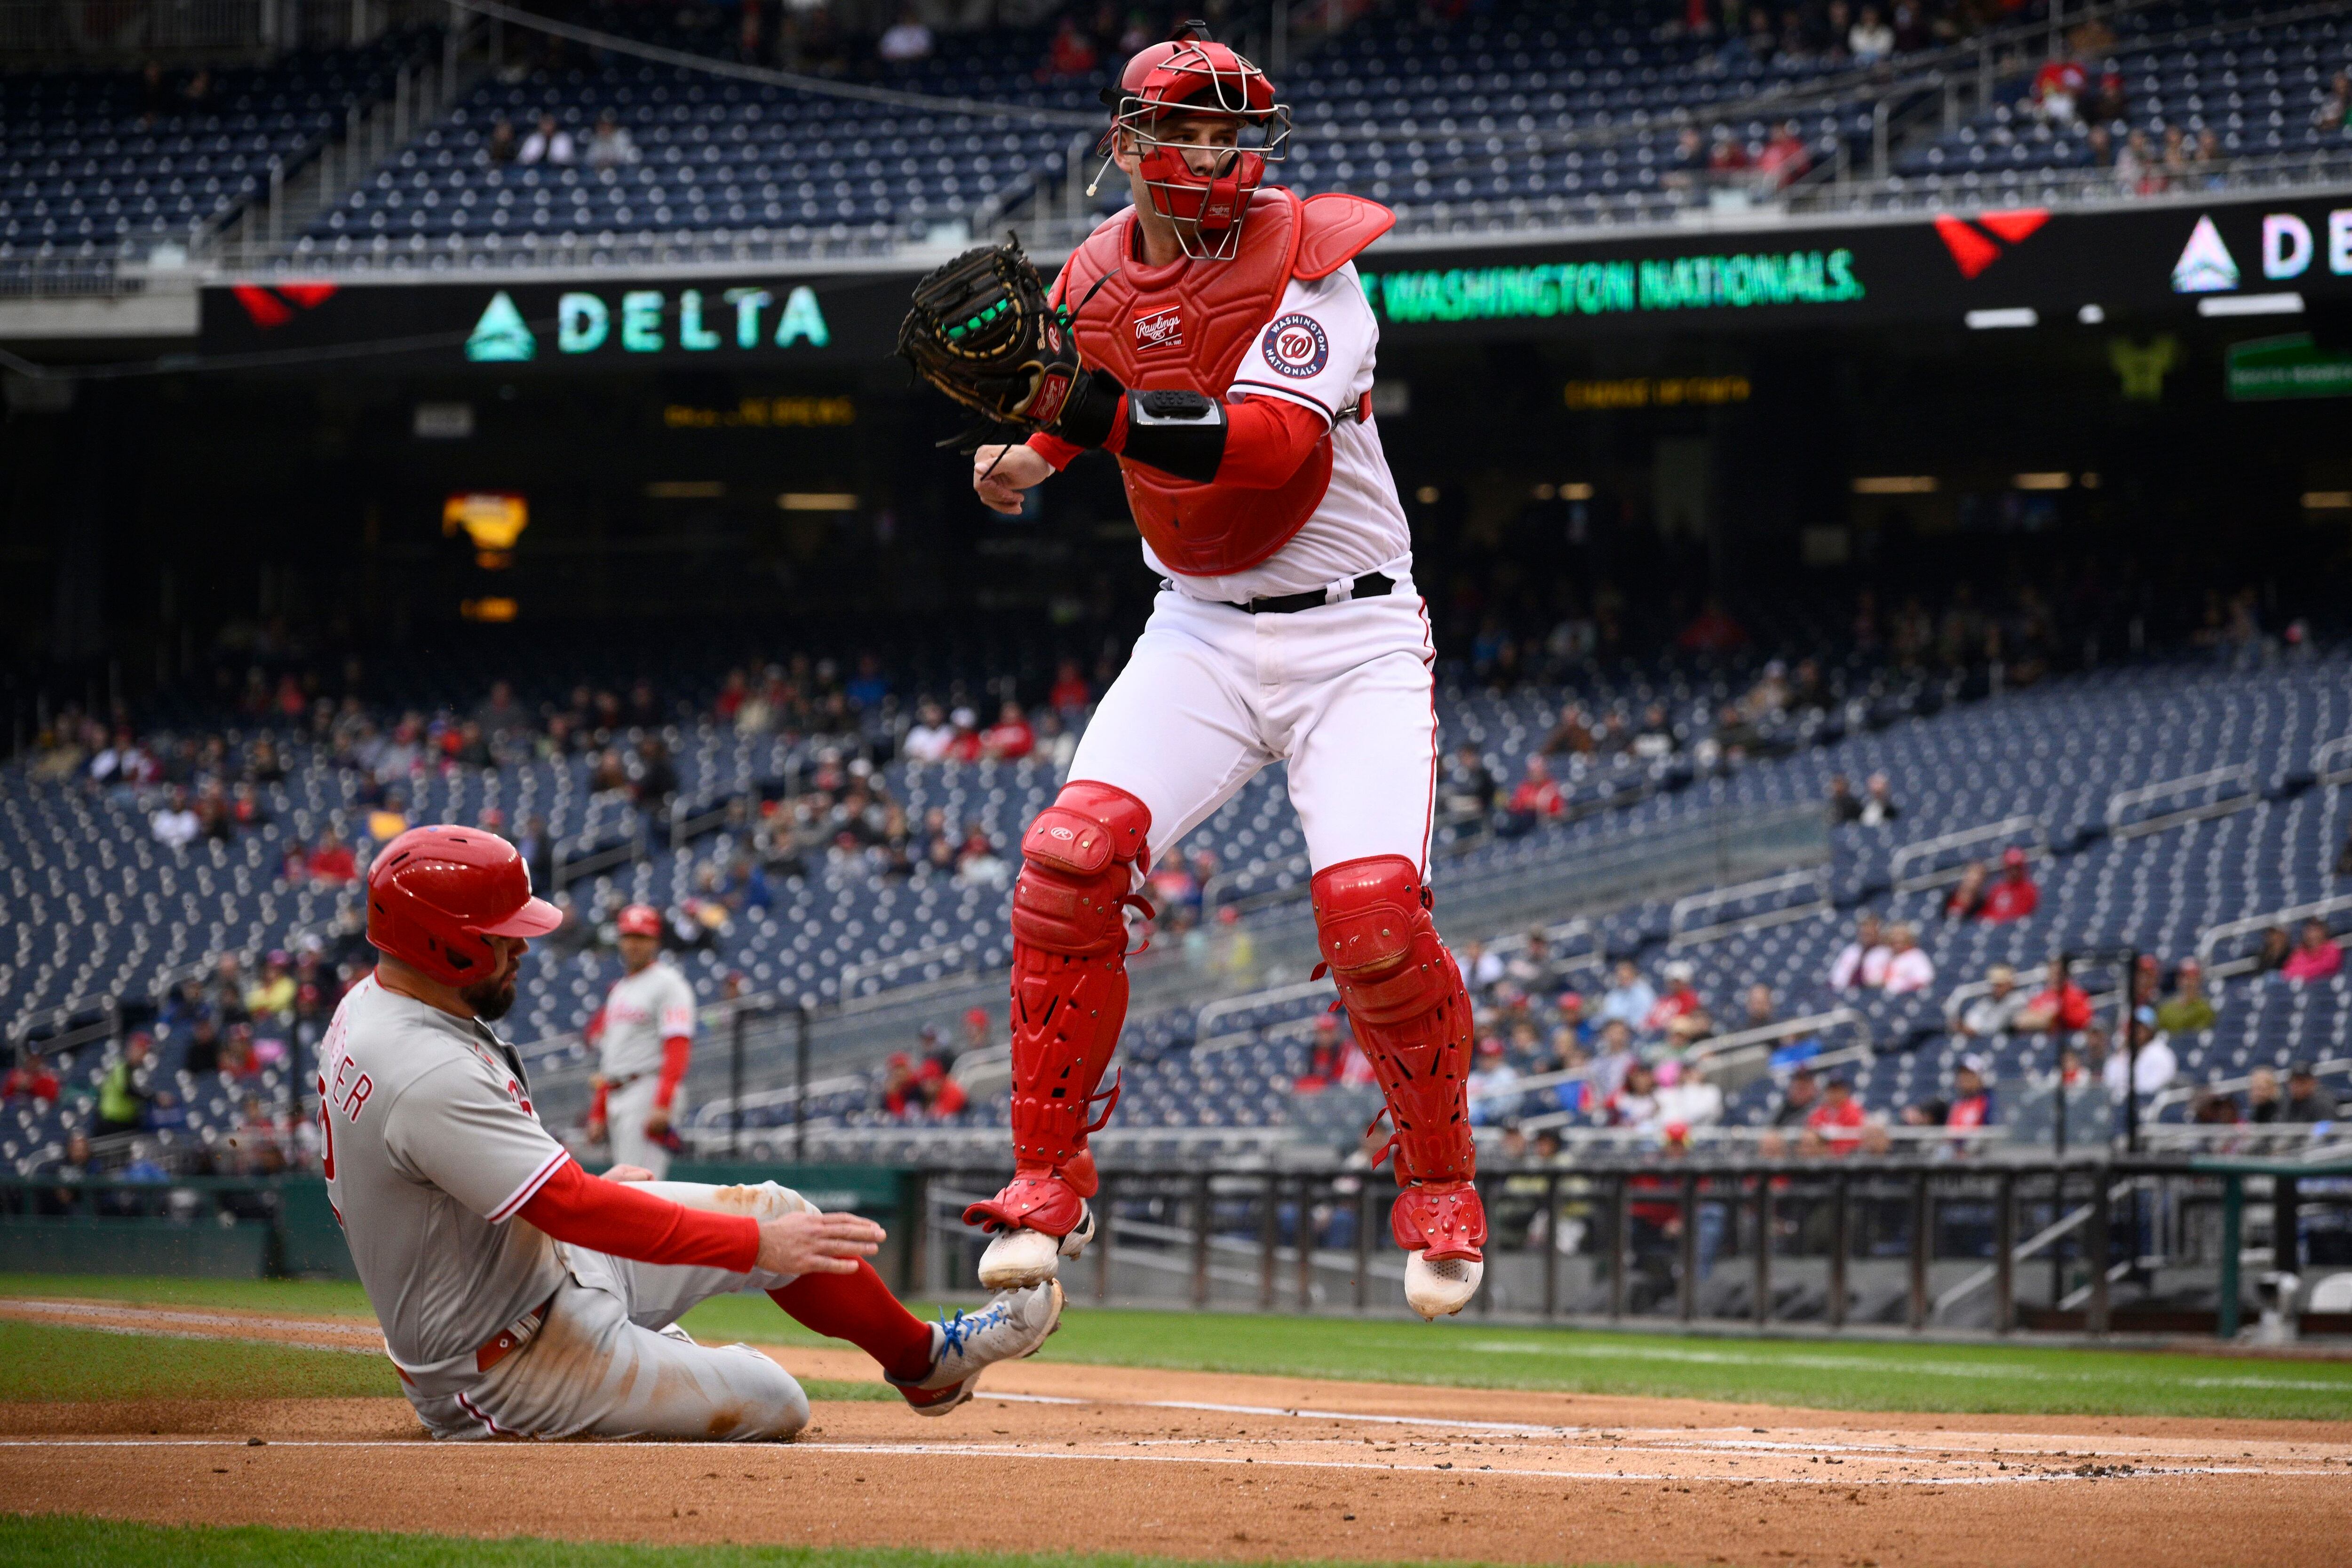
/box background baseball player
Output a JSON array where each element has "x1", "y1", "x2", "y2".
[
  {"x1": 328, "y1": 825, "x2": 1058, "y2": 1441},
  {"x1": 912, "y1": 32, "x2": 1485, "y2": 1321},
  {"x1": 584, "y1": 903, "x2": 693, "y2": 1178}
]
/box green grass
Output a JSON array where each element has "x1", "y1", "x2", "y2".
[
  {"x1": 0, "y1": 1274, "x2": 378, "y2": 1317},
  {"x1": 1, "y1": 1518, "x2": 1490, "y2": 1568},
  {"x1": 0, "y1": 1321, "x2": 401, "y2": 1402},
  {"x1": 678, "y1": 1298, "x2": 2352, "y2": 1423},
  {"x1": 12, "y1": 1275, "x2": 2352, "y2": 1422},
  {"x1": 0, "y1": 1320, "x2": 889, "y2": 1406}
]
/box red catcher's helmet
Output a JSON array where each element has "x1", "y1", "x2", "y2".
[
  {"x1": 366, "y1": 825, "x2": 560, "y2": 986},
  {"x1": 1098, "y1": 28, "x2": 1290, "y2": 260},
  {"x1": 616, "y1": 903, "x2": 663, "y2": 938}
]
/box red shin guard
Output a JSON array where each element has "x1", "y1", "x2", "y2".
[
  {"x1": 1311, "y1": 855, "x2": 1486, "y2": 1262},
  {"x1": 769, "y1": 1262, "x2": 936, "y2": 1383},
  {"x1": 962, "y1": 781, "x2": 1152, "y2": 1239}
]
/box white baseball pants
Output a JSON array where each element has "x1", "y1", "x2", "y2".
[
  {"x1": 605, "y1": 1074, "x2": 678, "y2": 1179},
  {"x1": 408, "y1": 1181, "x2": 810, "y2": 1441},
  {"x1": 1069, "y1": 577, "x2": 1440, "y2": 873}
]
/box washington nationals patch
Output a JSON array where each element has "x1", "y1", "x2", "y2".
[{"x1": 1260, "y1": 313, "x2": 1329, "y2": 379}]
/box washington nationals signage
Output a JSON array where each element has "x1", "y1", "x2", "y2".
[{"x1": 1357, "y1": 187, "x2": 2352, "y2": 338}]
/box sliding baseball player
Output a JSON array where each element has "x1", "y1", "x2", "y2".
[{"x1": 326, "y1": 826, "x2": 1057, "y2": 1440}]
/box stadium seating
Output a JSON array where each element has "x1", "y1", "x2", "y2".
[
  {"x1": 276, "y1": 0, "x2": 1934, "y2": 265},
  {"x1": 0, "y1": 30, "x2": 434, "y2": 267},
  {"x1": 1890, "y1": 8, "x2": 2352, "y2": 198},
  {"x1": 9, "y1": 633, "x2": 2350, "y2": 1176}
]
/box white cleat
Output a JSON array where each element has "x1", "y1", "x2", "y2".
[
  {"x1": 976, "y1": 1202, "x2": 1094, "y2": 1290},
  {"x1": 888, "y1": 1280, "x2": 1064, "y2": 1417},
  {"x1": 1404, "y1": 1251, "x2": 1484, "y2": 1320}
]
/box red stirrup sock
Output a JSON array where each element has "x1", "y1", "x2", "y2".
[{"x1": 769, "y1": 1264, "x2": 936, "y2": 1382}]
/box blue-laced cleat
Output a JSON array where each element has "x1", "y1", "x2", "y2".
[{"x1": 886, "y1": 1280, "x2": 1064, "y2": 1417}]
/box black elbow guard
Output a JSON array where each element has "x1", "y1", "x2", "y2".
[{"x1": 1117, "y1": 388, "x2": 1228, "y2": 484}]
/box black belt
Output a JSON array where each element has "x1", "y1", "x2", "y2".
[{"x1": 1234, "y1": 572, "x2": 1395, "y2": 616}]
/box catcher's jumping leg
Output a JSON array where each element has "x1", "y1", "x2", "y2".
[
  {"x1": 962, "y1": 780, "x2": 1152, "y2": 1288},
  {"x1": 1311, "y1": 854, "x2": 1486, "y2": 1319}
]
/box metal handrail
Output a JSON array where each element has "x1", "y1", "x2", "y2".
[
  {"x1": 2315, "y1": 733, "x2": 2352, "y2": 786},
  {"x1": 2105, "y1": 762, "x2": 2259, "y2": 841},
  {"x1": 1668, "y1": 867, "x2": 1832, "y2": 949},
  {"x1": 1194, "y1": 977, "x2": 1337, "y2": 1044},
  {"x1": 1889, "y1": 814, "x2": 2048, "y2": 893},
  {"x1": 2193, "y1": 893, "x2": 2352, "y2": 974},
  {"x1": 1931, "y1": 1176, "x2": 2133, "y2": 1318},
  {"x1": 1941, "y1": 956, "x2": 2129, "y2": 1024},
  {"x1": 837, "y1": 941, "x2": 983, "y2": 1006},
  {"x1": 2146, "y1": 1053, "x2": 2352, "y2": 1122},
  {"x1": 1689, "y1": 1007, "x2": 1872, "y2": 1071}
]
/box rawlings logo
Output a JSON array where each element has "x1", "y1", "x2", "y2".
[
  {"x1": 1024, "y1": 366, "x2": 1074, "y2": 428},
  {"x1": 1049, "y1": 826, "x2": 1076, "y2": 840},
  {"x1": 1261, "y1": 313, "x2": 1329, "y2": 380},
  {"x1": 1134, "y1": 305, "x2": 1182, "y2": 350}
]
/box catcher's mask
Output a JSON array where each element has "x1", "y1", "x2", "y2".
[{"x1": 1091, "y1": 27, "x2": 1290, "y2": 261}]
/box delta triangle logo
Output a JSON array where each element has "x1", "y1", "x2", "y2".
[
  {"x1": 1931, "y1": 208, "x2": 2049, "y2": 278},
  {"x1": 466, "y1": 291, "x2": 537, "y2": 362},
  {"x1": 2170, "y1": 215, "x2": 2239, "y2": 294}
]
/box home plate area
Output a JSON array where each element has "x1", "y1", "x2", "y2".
[{"x1": 4, "y1": 1315, "x2": 2350, "y2": 1568}]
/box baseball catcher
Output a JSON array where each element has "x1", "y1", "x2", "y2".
[
  {"x1": 904, "y1": 27, "x2": 1486, "y2": 1321},
  {"x1": 326, "y1": 826, "x2": 1059, "y2": 1440}
]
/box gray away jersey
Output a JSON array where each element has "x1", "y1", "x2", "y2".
[{"x1": 320, "y1": 974, "x2": 570, "y2": 1394}]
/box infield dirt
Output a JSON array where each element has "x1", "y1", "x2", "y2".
[{"x1": 3, "y1": 1299, "x2": 2348, "y2": 1568}]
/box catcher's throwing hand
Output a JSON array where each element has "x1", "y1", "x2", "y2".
[
  {"x1": 756, "y1": 1210, "x2": 887, "y2": 1277},
  {"x1": 974, "y1": 443, "x2": 1055, "y2": 514}
]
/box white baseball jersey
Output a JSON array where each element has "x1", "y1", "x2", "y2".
[
  {"x1": 318, "y1": 974, "x2": 569, "y2": 1396},
  {"x1": 1140, "y1": 262, "x2": 1413, "y2": 606},
  {"x1": 595, "y1": 960, "x2": 696, "y2": 1083}
]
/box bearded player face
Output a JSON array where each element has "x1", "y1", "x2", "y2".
[{"x1": 460, "y1": 935, "x2": 526, "y2": 1021}]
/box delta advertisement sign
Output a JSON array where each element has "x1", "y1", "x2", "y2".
[
  {"x1": 1357, "y1": 190, "x2": 2352, "y2": 337},
  {"x1": 197, "y1": 270, "x2": 917, "y2": 367}
]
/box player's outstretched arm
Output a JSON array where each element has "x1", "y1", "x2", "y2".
[{"x1": 972, "y1": 443, "x2": 1055, "y2": 514}]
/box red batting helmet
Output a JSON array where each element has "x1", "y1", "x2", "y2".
[
  {"x1": 366, "y1": 825, "x2": 560, "y2": 986},
  {"x1": 616, "y1": 903, "x2": 663, "y2": 938},
  {"x1": 1098, "y1": 27, "x2": 1290, "y2": 260}
]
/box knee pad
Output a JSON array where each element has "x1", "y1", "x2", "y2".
[
  {"x1": 1311, "y1": 855, "x2": 1454, "y2": 1027},
  {"x1": 1009, "y1": 780, "x2": 1152, "y2": 958}
]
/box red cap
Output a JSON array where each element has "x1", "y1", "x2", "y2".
[
  {"x1": 617, "y1": 904, "x2": 663, "y2": 938},
  {"x1": 2002, "y1": 847, "x2": 2028, "y2": 868}
]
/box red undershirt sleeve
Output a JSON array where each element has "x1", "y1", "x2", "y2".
[
  {"x1": 1033, "y1": 392, "x2": 1323, "y2": 489},
  {"x1": 653, "y1": 1036, "x2": 691, "y2": 1110},
  {"x1": 518, "y1": 1160, "x2": 760, "y2": 1273},
  {"x1": 1200, "y1": 396, "x2": 1328, "y2": 490},
  {"x1": 589, "y1": 1081, "x2": 609, "y2": 1123}
]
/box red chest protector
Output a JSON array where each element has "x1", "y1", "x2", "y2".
[{"x1": 1052, "y1": 187, "x2": 1393, "y2": 578}]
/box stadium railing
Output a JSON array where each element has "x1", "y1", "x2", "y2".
[
  {"x1": 1889, "y1": 814, "x2": 2051, "y2": 894},
  {"x1": 904, "y1": 1148, "x2": 2352, "y2": 1335}
]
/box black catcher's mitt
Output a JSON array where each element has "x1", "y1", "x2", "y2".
[{"x1": 898, "y1": 237, "x2": 1098, "y2": 436}]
